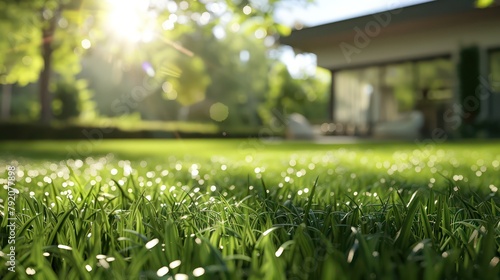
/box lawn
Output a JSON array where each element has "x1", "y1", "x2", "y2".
[{"x1": 1, "y1": 139, "x2": 499, "y2": 279}]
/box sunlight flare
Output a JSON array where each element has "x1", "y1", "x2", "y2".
[{"x1": 106, "y1": 0, "x2": 156, "y2": 42}]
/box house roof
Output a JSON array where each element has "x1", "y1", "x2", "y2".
[{"x1": 280, "y1": 0, "x2": 499, "y2": 52}]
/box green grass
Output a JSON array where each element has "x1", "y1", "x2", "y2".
[{"x1": 0, "y1": 139, "x2": 499, "y2": 279}]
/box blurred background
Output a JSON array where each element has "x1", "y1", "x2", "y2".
[{"x1": 0, "y1": 0, "x2": 499, "y2": 140}]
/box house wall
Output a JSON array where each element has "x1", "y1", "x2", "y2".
[
  {"x1": 314, "y1": 15, "x2": 500, "y2": 70},
  {"x1": 316, "y1": 11, "x2": 500, "y2": 126}
]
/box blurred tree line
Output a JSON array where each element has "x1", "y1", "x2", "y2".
[{"x1": 0, "y1": 0, "x2": 329, "y2": 130}]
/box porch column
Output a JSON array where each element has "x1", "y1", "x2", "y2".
[{"x1": 329, "y1": 69, "x2": 335, "y2": 122}]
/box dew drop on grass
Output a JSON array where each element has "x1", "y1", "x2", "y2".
[
  {"x1": 98, "y1": 259, "x2": 110, "y2": 269},
  {"x1": 490, "y1": 257, "x2": 500, "y2": 267},
  {"x1": 57, "y1": 245, "x2": 72, "y2": 251},
  {"x1": 145, "y1": 238, "x2": 159, "y2": 249},
  {"x1": 157, "y1": 266, "x2": 169, "y2": 277},
  {"x1": 169, "y1": 260, "x2": 181, "y2": 269},
  {"x1": 275, "y1": 247, "x2": 285, "y2": 257},
  {"x1": 412, "y1": 242, "x2": 425, "y2": 252},
  {"x1": 75, "y1": 160, "x2": 83, "y2": 168},
  {"x1": 26, "y1": 267, "x2": 36, "y2": 275},
  {"x1": 175, "y1": 274, "x2": 189, "y2": 280},
  {"x1": 347, "y1": 244, "x2": 356, "y2": 263},
  {"x1": 193, "y1": 267, "x2": 205, "y2": 277}
]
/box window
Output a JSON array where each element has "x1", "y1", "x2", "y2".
[
  {"x1": 334, "y1": 67, "x2": 378, "y2": 125},
  {"x1": 416, "y1": 58, "x2": 453, "y2": 100},
  {"x1": 490, "y1": 50, "x2": 500, "y2": 93},
  {"x1": 384, "y1": 62, "x2": 415, "y2": 113},
  {"x1": 333, "y1": 57, "x2": 453, "y2": 126}
]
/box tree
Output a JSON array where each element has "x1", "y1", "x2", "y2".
[
  {"x1": 476, "y1": 0, "x2": 495, "y2": 8},
  {"x1": 101, "y1": 0, "x2": 304, "y2": 124},
  {"x1": 1, "y1": 0, "x2": 308, "y2": 124},
  {"x1": 0, "y1": 2, "x2": 43, "y2": 120},
  {"x1": 0, "y1": 0, "x2": 99, "y2": 123}
]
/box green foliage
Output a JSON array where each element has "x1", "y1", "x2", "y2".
[
  {"x1": 0, "y1": 1, "x2": 43, "y2": 86},
  {"x1": 476, "y1": 0, "x2": 495, "y2": 8},
  {"x1": 261, "y1": 61, "x2": 330, "y2": 125},
  {"x1": 52, "y1": 79, "x2": 96, "y2": 121},
  {"x1": 168, "y1": 55, "x2": 211, "y2": 107},
  {"x1": 52, "y1": 81, "x2": 79, "y2": 120},
  {"x1": 1, "y1": 0, "x2": 318, "y2": 126}
]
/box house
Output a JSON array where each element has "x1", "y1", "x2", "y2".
[{"x1": 280, "y1": 0, "x2": 500, "y2": 139}]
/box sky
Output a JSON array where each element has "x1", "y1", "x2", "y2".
[{"x1": 275, "y1": 0, "x2": 434, "y2": 27}]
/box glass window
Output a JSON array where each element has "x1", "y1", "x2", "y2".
[
  {"x1": 333, "y1": 57, "x2": 453, "y2": 128},
  {"x1": 416, "y1": 58, "x2": 453, "y2": 100},
  {"x1": 383, "y1": 62, "x2": 415, "y2": 113},
  {"x1": 334, "y1": 67, "x2": 378, "y2": 125},
  {"x1": 490, "y1": 50, "x2": 500, "y2": 92}
]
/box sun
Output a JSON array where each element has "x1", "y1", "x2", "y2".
[{"x1": 105, "y1": 0, "x2": 156, "y2": 43}]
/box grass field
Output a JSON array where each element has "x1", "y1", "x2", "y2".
[{"x1": 1, "y1": 139, "x2": 499, "y2": 279}]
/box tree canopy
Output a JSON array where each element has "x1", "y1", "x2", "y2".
[{"x1": 0, "y1": 0, "x2": 329, "y2": 128}]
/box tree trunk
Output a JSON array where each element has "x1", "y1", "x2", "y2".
[
  {"x1": 1, "y1": 84, "x2": 12, "y2": 121},
  {"x1": 39, "y1": 8, "x2": 59, "y2": 124},
  {"x1": 39, "y1": 30, "x2": 54, "y2": 123}
]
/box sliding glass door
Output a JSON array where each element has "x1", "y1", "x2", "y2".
[{"x1": 333, "y1": 57, "x2": 453, "y2": 136}]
